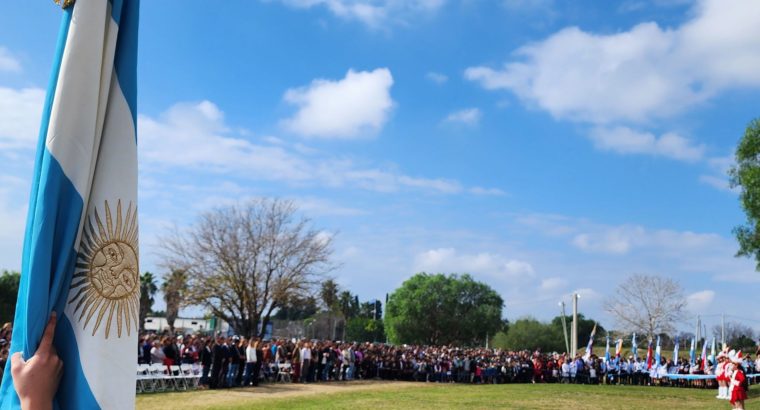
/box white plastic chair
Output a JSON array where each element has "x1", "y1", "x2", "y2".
[
  {"x1": 149, "y1": 363, "x2": 170, "y2": 392},
  {"x1": 137, "y1": 364, "x2": 155, "y2": 393},
  {"x1": 180, "y1": 364, "x2": 199, "y2": 389},
  {"x1": 277, "y1": 363, "x2": 292, "y2": 383},
  {"x1": 170, "y1": 365, "x2": 187, "y2": 391}
]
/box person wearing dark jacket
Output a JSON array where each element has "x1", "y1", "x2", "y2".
[
  {"x1": 210, "y1": 336, "x2": 226, "y2": 389},
  {"x1": 200, "y1": 339, "x2": 213, "y2": 387}
]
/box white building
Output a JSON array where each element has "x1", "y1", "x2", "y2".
[{"x1": 143, "y1": 316, "x2": 229, "y2": 334}]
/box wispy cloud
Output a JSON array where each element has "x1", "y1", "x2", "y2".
[
  {"x1": 0, "y1": 47, "x2": 21, "y2": 73},
  {"x1": 444, "y1": 108, "x2": 482, "y2": 126}
]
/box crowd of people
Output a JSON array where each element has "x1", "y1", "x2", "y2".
[
  {"x1": 0, "y1": 322, "x2": 12, "y2": 386},
  {"x1": 137, "y1": 331, "x2": 760, "y2": 395}
]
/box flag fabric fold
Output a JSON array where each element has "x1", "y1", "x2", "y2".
[
  {"x1": 646, "y1": 339, "x2": 653, "y2": 370},
  {"x1": 0, "y1": 1, "x2": 139, "y2": 409}
]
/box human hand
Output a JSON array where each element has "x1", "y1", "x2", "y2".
[{"x1": 11, "y1": 313, "x2": 63, "y2": 410}]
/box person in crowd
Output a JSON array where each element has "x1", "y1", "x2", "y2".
[
  {"x1": 209, "y1": 335, "x2": 226, "y2": 389},
  {"x1": 150, "y1": 338, "x2": 166, "y2": 365},
  {"x1": 729, "y1": 351, "x2": 748, "y2": 410},
  {"x1": 243, "y1": 338, "x2": 258, "y2": 386},
  {"x1": 199, "y1": 337, "x2": 213, "y2": 387},
  {"x1": 226, "y1": 336, "x2": 241, "y2": 388},
  {"x1": 300, "y1": 341, "x2": 311, "y2": 383}
]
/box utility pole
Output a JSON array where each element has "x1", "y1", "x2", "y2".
[
  {"x1": 559, "y1": 301, "x2": 570, "y2": 354},
  {"x1": 571, "y1": 293, "x2": 580, "y2": 357},
  {"x1": 721, "y1": 314, "x2": 726, "y2": 347}
]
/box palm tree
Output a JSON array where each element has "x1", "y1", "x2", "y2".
[
  {"x1": 139, "y1": 272, "x2": 158, "y2": 331},
  {"x1": 161, "y1": 269, "x2": 187, "y2": 334}
]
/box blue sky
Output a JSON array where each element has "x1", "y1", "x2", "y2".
[{"x1": 2, "y1": 0, "x2": 760, "y2": 334}]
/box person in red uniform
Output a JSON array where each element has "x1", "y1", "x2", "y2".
[{"x1": 729, "y1": 351, "x2": 748, "y2": 410}]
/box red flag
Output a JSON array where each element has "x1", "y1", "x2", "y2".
[{"x1": 646, "y1": 340, "x2": 653, "y2": 370}]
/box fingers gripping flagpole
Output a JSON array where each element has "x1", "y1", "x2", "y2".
[{"x1": 0, "y1": 1, "x2": 139, "y2": 409}]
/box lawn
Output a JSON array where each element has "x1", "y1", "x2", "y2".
[{"x1": 136, "y1": 381, "x2": 760, "y2": 410}]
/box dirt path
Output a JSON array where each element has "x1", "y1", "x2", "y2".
[{"x1": 136, "y1": 380, "x2": 418, "y2": 410}]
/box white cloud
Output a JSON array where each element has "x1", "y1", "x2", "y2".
[
  {"x1": 426, "y1": 71, "x2": 448, "y2": 84},
  {"x1": 699, "y1": 155, "x2": 737, "y2": 193},
  {"x1": 282, "y1": 68, "x2": 394, "y2": 139},
  {"x1": 0, "y1": 175, "x2": 28, "y2": 270},
  {"x1": 466, "y1": 0, "x2": 760, "y2": 124},
  {"x1": 686, "y1": 290, "x2": 715, "y2": 312},
  {"x1": 572, "y1": 224, "x2": 720, "y2": 256},
  {"x1": 141, "y1": 100, "x2": 498, "y2": 195},
  {"x1": 444, "y1": 108, "x2": 482, "y2": 126},
  {"x1": 469, "y1": 186, "x2": 507, "y2": 196},
  {"x1": 540, "y1": 277, "x2": 567, "y2": 291},
  {"x1": 0, "y1": 87, "x2": 45, "y2": 150},
  {"x1": 413, "y1": 247, "x2": 534, "y2": 278},
  {"x1": 272, "y1": 0, "x2": 445, "y2": 28},
  {"x1": 589, "y1": 126, "x2": 705, "y2": 162},
  {"x1": 0, "y1": 47, "x2": 21, "y2": 73}
]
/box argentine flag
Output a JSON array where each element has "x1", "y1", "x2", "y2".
[
  {"x1": 654, "y1": 336, "x2": 661, "y2": 368},
  {"x1": 0, "y1": 1, "x2": 139, "y2": 409}
]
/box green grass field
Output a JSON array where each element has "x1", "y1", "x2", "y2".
[{"x1": 136, "y1": 381, "x2": 760, "y2": 410}]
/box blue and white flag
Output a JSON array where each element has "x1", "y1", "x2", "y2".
[
  {"x1": 710, "y1": 337, "x2": 716, "y2": 363},
  {"x1": 604, "y1": 336, "x2": 610, "y2": 364},
  {"x1": 631, "y1": 333, "x2": 637, "y2": 359},
  {"x1": 654, "y1": 336, "x2": 661, "y2": 367},
  {"x1": 673, "y1": 337, "x2": 679, "y2": 363},
  {"x1": 583, "y1": 323, "x2": 597, "y2": 361},
  {"x1": 689, "y1": 338, "x2": 696, "y2": 365},
  {"x1": 0, "y1": 1, "x2": 139, "y2": 409}
]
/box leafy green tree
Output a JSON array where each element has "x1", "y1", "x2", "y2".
[
  {"x1": 385, "y1": 273, "x2": 504, "y2": 346},
  {"x1": 320, "y1": 279, "x2": 339, "y2": 312},
  {"x1": 338, "y1": 290, "x2": 359, "y2": 319},
  {"x1": 345, "y1": 317, "x2": 385, "y2": 342},
  {"x1": 730, "y1": 118, "x2": 760, "y2": 269},
  {"x1": 497, "y1": 317, "x2": 565, "y2": 352},
  {"x1": 550, "y1": 314, "x2": 605, "y2": 349},
  {"x1": 273, "y1": 295, "x2": 318, "y2": 320},
  {"x1": 0, "y1": 270, "x2": 20, "y2": 324},
  {"x1": 139, "y1": 272, "x2": 158, "y2": 331}
]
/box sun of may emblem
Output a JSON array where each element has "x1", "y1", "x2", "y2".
[{"x1": 69, "y1": 199, "x2": 139, "y2": 339}]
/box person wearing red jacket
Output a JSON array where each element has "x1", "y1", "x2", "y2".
[{"x1": 728, "y1": 351, "x2": 748, "y2": 410}]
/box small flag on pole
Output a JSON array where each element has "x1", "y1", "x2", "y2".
[
  {"x1": 689, "y1": 338, "x2": 696, "y2": 365},
  {"x1": 615, "y1": 338, "x2": 623, "y2": 362},
  {"x1": 632, "y1": 333, "x2": 638, "y2": 359},
  {"x1": 673, "y1": 337, "x2": 680, "y2": 363},
  {"x1": 654, "y1": 336, "x2": 661, "y2": 368},
  {"x1": 700, "y1": 338, "x2": 708, "y2": 370},
  {"x1": 604, "y1": 336, "x2": 611, "y2": 364},
  {"x1": 583, "y1": 323, "x2": 597, "y2": 361},
  {"x1": 0, "y1": 1, "x2": 139, "y2": 409},
  {"x1": 646, "y1": 339, "x2": 653, "y2": 370}
]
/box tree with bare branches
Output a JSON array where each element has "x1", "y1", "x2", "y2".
[
  {"x1": 160, "y1": 198, "x2": 333, "y2": 338},
  {"x1": 604, "y1": 274, "x2": 687, "y2": 341}
]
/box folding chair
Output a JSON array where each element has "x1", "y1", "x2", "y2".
[
  {"x1": 149, "y1": 363, "x2": 170, "y2": 392},
  {"x1": 170, "y1": 365, "x2": 187, "y2": 391},
  {"x1": 137, "y1": 364, "x2": 155, "y2": 393},
  {"x1": 180, "y1": 364, "x2": 198, "y2": 390},
  {"x1": 277, "y1": 363, "x2": 292, "y2": 383}
]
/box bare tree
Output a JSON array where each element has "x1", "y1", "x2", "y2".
[
  {"x1": 160, "y1": 198, "x2": 333, "y2": 338},
  {"x1": 712, "y1": 321, "x2": 755, "y2": 345},
  {"x1": 604, "y1": 274, "x2": 687, "y2": 341}
]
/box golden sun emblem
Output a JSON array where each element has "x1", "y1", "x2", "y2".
[{"x1": 69, "y1": 199, "x2": 139, "y2": 339}]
